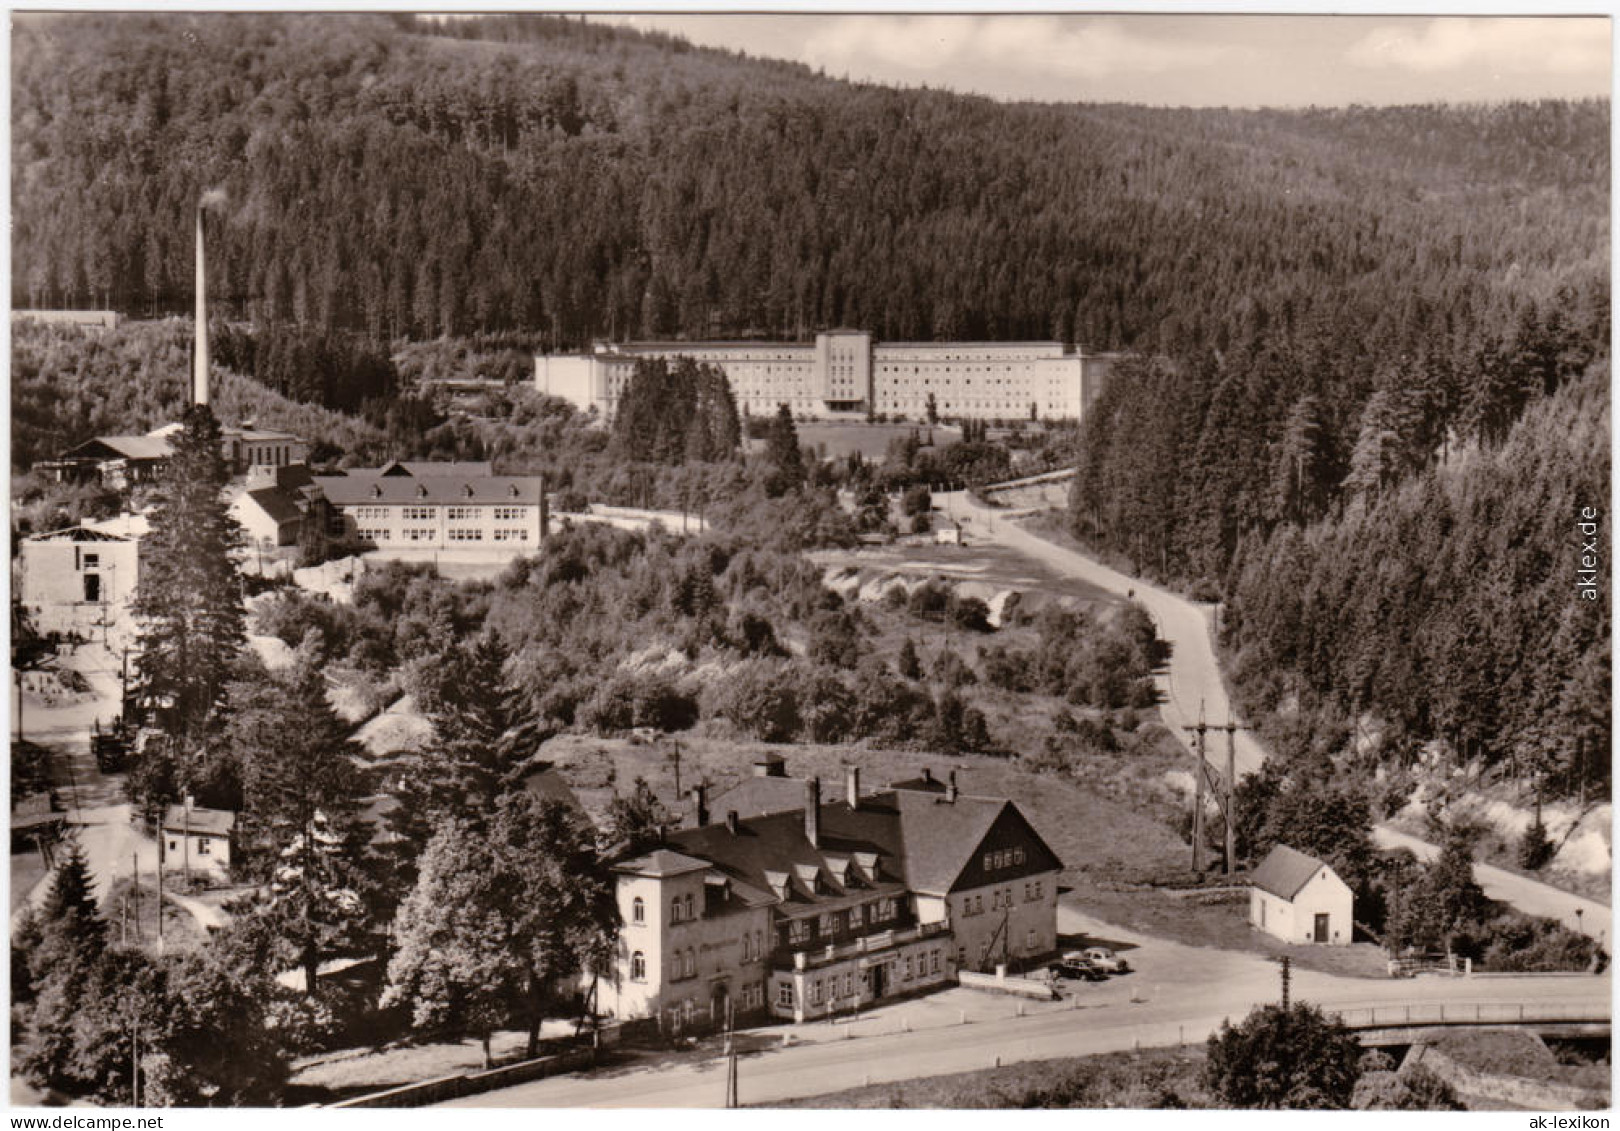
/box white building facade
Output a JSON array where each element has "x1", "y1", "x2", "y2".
[
  {"x1": 1249, "y1": 844, "x2": 1355, "y2": 946},
  {"x1": 537, "y1": 331, "x2": 1115, "y2": 423}
]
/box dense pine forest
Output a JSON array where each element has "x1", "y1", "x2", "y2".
[
  {"x1": 12, "y1": 13, "x2": 1607, "y2": 358},
  {"x1": 11, "y1": 12, "x2": 1609, "y2": 797}
]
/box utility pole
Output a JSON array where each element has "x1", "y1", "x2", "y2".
[
  {"x1": 1185, "y1": 703, "x2": 1208, "y2": 874},
  {"x1": 1223, "y1": 715, "x2": 1248, "y2": 875},
  {"x1": 668, "y1": 740, "x2": 682, "y2": 797},
  {"x1": 1278, "y1": 955, "x2": 1292, "y2": 1010},
  {"x1": 130, "y1": 853, "x2": 141, "y2": 942},
  {"x1": 722, "y1": 997, "x2": 738, "y2": 1108}
]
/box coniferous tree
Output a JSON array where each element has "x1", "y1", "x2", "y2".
[
  {"x1": 223, "y1": 659, "x2": 378, "y2": 994},
  {"x1": 131, "y1": 404, "x2": 245, "y2": 781},
  {"x1": 764, "y1": 404, "x2": 804, "y2": 497}
]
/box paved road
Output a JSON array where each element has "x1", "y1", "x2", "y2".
[
  {"x1": 448, "y1": 932, "x2": 1606, "y2": 1108},
  {"x1": 949, "y1": 494, "x2": 1611, "y2": 940},
  {"x1": 1373, "y1": 827, "x2": 1610, "y2": 942}
]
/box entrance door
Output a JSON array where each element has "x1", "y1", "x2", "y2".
[
  {"x1": 711, "y1": 982, "x2": 730, "y2": 1028},
  {"x1": 870, "y1": 964, "x2": 885, "y2": 999},
  {"x1": 83, "y1": 573, "x2": 101, "y2": 603},
  {"x1": 1314, "y1": 913, "x2": 1329, "y2": 943}
]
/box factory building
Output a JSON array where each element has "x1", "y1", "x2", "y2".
[{"x1": 537, "y1": 331, "x2": 1116, "y2": 423}]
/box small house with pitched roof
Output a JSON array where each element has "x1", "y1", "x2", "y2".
[{"x1": 1249, "y1": 844, "x2": 1354, "y2": 946}]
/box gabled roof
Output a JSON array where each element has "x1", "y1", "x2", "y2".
[
  {"x1": 659, "y1": 785, "x2": 1064, "y2": 907},
  {"x1": 710, "y1": 775, "x2": 819, "y2": 820},
  {"x1": 1251, "y1": 844, "x2": 1334, "y2": 901},
  {"x1": 890, "y1": 791, "x2": 1009, "y2": 895},
  {"x1": 59, "y1": 434, "x2": 173, "y2": 462},
  {"x1": 520, "y1": 761, "x2": 592, "y2": 829},
  {"x1": 370, "y1": 459, "x2": 496, "y2": 478},
  {"x1": 162, "y1": 805, "x2": 236, "y2": 837},
  {"x1": 24, "y1": 524, "x2": 130, "y2": 544},
  {"x1": 312, "y1": 474, "x2": 544, "y2": 506},
  {"x1": 240, "y1": 488, "x2": 303, "y2": 525}
]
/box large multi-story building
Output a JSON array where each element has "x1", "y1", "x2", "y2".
[
  {"x1": 599, "y1": 759, "x2": 1063, "y2": 1035},
  {"x1": 314, "y1": 460, "x2": 548, "y2": 551},
  {"x1": 536, "y1": 331, "x2": 1117, "y2": 423}
]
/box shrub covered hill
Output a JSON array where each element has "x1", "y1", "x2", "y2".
[{"x1": 14, "y1": 13, "x2": 1608, "y2": 798}]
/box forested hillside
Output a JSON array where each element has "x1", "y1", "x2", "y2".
[
  {"x1": 1223, "y1": 365, "x2": 1610, "y2": 799},
  {"x1": 12, "y1": 13, "x2": 1607, "y2": 362},
  {"x1": 12, "y1": 13, "x2": 1608, "y2": 795}
]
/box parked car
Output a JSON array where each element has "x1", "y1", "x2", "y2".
[
  {"x1": 1083, "y1": 946, "x2": 1130, "y2": 974},
  {"x1": 1047, "y1": 957, "x2": 1107, "y2": 982}
]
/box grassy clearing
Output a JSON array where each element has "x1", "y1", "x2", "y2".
[
  {"x1": 287, "y1": 1029, "x2": 535, "y2": 1100},
  {"x1": 101, "y1": 875, "x2": 211, "y2": 953},
  {"x1": 772, "y1": 1044, "x2": 1211, "y2": 1108}
]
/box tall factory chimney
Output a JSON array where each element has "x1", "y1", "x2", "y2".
[{"x1": 193, "y1": 203, "x2": 210, "y2": 407}]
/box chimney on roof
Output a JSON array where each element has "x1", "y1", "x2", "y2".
[
  {"x1": 946, "y1": 770, "x2": 958, "y2": 803},
  {"x1": 804, "y1": 777, "x2": 821, "y2": 848},
  {"x1": 846, "y1": 764, "x2": 861, "y2": 811},
  {"x1": 726, "y1": 810, "x2": 739, "y2": 835},
  {"x1": 922, "y1": 768, "x2": 935, "y2": 785},
  {"x1": 690, "y1": 783, "x2": 709, "y2": 828}
]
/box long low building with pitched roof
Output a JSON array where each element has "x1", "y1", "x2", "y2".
[{"x1": 313, "y1": 460, "x2": 548, "y2": 551}]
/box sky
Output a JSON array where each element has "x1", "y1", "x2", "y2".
[{"x1": 587, "y1": 12, "x2": 1612, "y2": 108}]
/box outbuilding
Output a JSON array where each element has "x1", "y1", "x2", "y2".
[{"x1": 1249, "y1": 844, "x2": 1353, "y2": 946}]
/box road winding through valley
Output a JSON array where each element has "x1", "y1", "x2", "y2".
[{"x1": 949, "y1": 493, "x2": 1610, "y2": 941}]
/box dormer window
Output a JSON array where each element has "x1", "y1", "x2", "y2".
[
  {"x1": 417, "y1": 484, "x2": 428, "y2": 498},
  {"x1": 463, "y1": 484, "x2": 474, "y2": 498},
  {"x1": 509, "y1": 484, "x2": 520, "y2": 498},
  {"x1": 371, "y1": 484, "x2": 383, "y2": 499}
]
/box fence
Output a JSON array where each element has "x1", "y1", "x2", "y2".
[{"x1": 1328, "y1": 999, "x2": 1609, "y2": 1030}]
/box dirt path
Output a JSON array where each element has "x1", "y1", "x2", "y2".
[{"x1": 947, "y1": 493, "x2": 1611, "y2": 941}]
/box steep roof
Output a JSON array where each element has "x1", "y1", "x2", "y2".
[
  {"x1": 240, "y1": 487, "x2": 303, "y2": 525},
  {"x1": 368, "y1": 459, "x2": 496, "y2": 478},
  {"x1": 1251, "y1": 843, "x2": 1333, "y2": 901},
  {"x1": 615, "y1": 848, "x2": 713, "y2": 878},
  {"x1": 161, "y1": 805, "x2": 236, "y2": 837},
  {"x1": 661, "y1": 786, "x2": 1063, "y2": 905},
  {"x1": 59, "y1": 434, "x2": 173, "y2": 462},
  {"x1": 710, "y1": 775, "x2": 820, "y2": 820},
  {"x1": 519, "y1": 762, "x2": 592, "y2": 829},
  {"x1": 313, "y1": 474, "x2": 544, "y2": 506},
  {"x1": 25, "y1": 524, "x2": 130, "y2": 544}
]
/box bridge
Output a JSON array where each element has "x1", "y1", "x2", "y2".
[{"x1": 1327, "y1": 998, "x2": 1610, "y2": 1047}]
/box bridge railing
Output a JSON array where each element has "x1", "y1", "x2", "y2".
[{"x1": 1327, "y1": 999, "x2": 1609, "y2": 1030}]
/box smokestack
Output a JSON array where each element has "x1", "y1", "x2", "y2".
[
  {"x1": 846, "y1": 764, "x2": 861, "y2": 811},
  {"x1": 194, "y1": 204, "x2": 209, "y2": 406},
  {"x1": 804, "y1": 777, "x2": 820, "y2": 848},
  {"x1": 946, "y1": 770, "x2": 958, "y2": 803},
  {"x1": 690, "y1": 783, "x2": 709, "y2": 828}
]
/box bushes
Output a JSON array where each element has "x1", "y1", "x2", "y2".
[{"x1": 1204, "y1": 1003, "x2": 1362, "y2": 1109}]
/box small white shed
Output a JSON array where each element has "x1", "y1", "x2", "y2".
[{"x1": 1250, "y1": 844, "x2": 1354, "y2": 946}]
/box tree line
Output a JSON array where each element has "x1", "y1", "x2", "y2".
[{"x1": 12, "y1": 14, "x2": 1605, "y2": 368}]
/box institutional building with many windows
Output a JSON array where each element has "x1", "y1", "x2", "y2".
[
  {"x1": 599, "y1": 758, "x2": 1063, "y2": 1034},
  {"x1": 536, "y1": 331, "x2": 1116, "y2": 423},
  {"x1": 314, "y1": 460, "x2": 547, "y2": 551}
]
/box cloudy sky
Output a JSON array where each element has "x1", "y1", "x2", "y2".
[{"x1": 589, "y1": 13, "x2": 1611, "y2": 107}]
